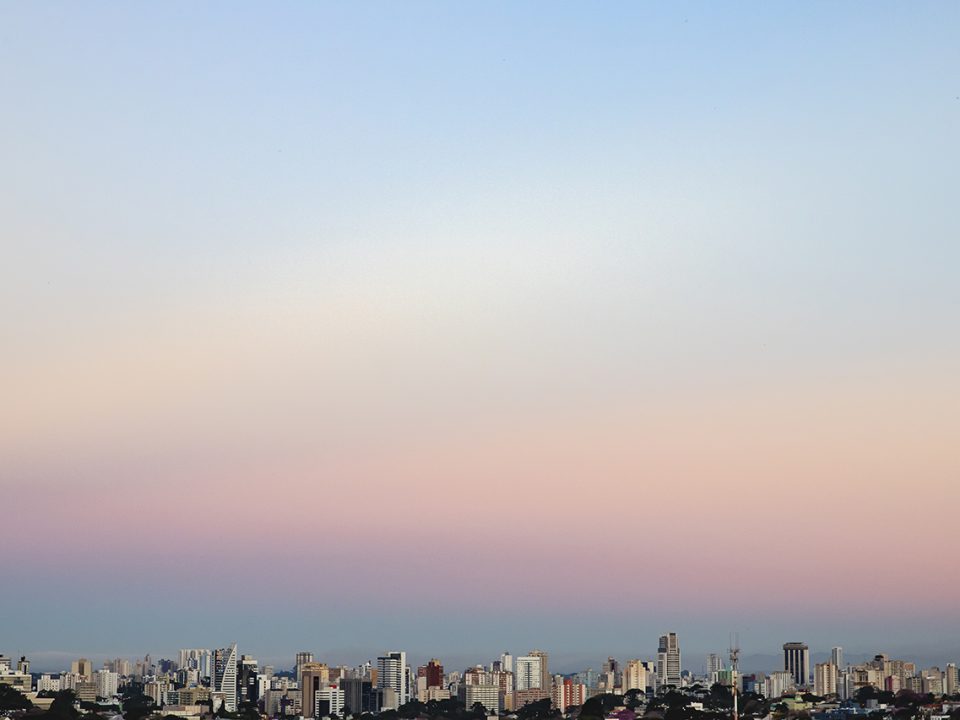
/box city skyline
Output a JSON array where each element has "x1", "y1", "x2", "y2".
[
  {"x1": 5, "y1": 638, "x2": 959, "y2": 695},
  {"x1": 5, "y1": 639, "x2": 960, "y2": 718},
  {"x1": 2, "y1": 0, "x2": 959, "y2": 671},
  {"x1": 9, "y1": 642, "x2": 960, "y2": 679}
]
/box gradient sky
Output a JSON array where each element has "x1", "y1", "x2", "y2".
[{"x1": 1, "y1": 2, "x2": 959, "y2": 673}]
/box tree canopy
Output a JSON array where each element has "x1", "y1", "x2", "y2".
[{"x1": 0, "y1": 685, "x2": 34, "y2": 712}]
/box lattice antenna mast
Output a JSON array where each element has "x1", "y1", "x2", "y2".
[{"x1": 729, "y1": 633, "x2": 741, "y2": 720}]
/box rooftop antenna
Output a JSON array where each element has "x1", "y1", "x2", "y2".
[{"x1": 729, "y1": 633, "x2": 741, "y2": 720}]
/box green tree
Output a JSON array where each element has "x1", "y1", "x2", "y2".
[
  {"x1": 46, "y1": 691, "x2": 80, "y2": 720},
  {"x1": 0, "y1": 685, "x2": 34, "y2": 712},
  {"x1": 121, "y1": 690, "x2": 155, "y2": 720},
  {"x1": 623, "y1": 689, "x2": 646, "y2": 711},
  {"x1": 468, "y1": 701, "x2": 488, "y2": 718},
  {"x1": 397, "y1": 700, "x2": 425, "y2": 719},
  {"x1": 516, "y1": 698, "x2": 556, "y2": 720}
]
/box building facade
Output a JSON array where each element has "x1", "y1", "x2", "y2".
[
  {"x1": 516, "y1": 656, "x2": 543, "y2": 691},
  {"x1": 783, "y1": 643, "x2": 810, "y2": 688},
  {"x1": 658, "y1": 633, "x2": 682, "y2": 689},
  {"x1": 315, "y1": 687, "x2": 345, "y2": 717},
  {"x1": 814, "y1": 663, "x2": 837, "y2": 697},
  {"x1": 213, "y1": 644, "x2": 238, "y2": 712},
  {"x1": 302, "y1": 663, "x2": 331, "y2": 719},
  {"x1": 376, "y1": 651, "x2": 408, "y2": 709}
]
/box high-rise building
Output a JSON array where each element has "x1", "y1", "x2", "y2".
[
  {"x1": 493, "y1": 668, "x2": 513, "y2": 698},
  {"x1": 296, "y1": 652, "x2": 315, "y2": 686},
  {"x1": 96, "y1": 669, "x2": 119, "y2": 699},
  {"x1": 420, "y1": 659, "x2": 443, "y2": 689},
  {"x1": 516, "y1": 655, "x2": 543, "y2": 691},
  {"x1": 904, "y1": 676, "x2": 923, "y2": 694},
  {"x1": 37, "y1": 675, "x2": 60, "y2": 693},
  {"x1": 551, "y1": 677, "x2": 587, "y2": 712},
  {"x1": 179, "y1": 649, "x2": 211, "y2": 679},
  {"x1": 838, "y1": 670, "x2": 852, "y2": 700},
  {"x1": 315, "y1": 686, "x2": 345, "y2": 717},
  {"x1": 500, "y1": 653, "x2": 513, "y2": 676},
  {"x1": 341, "y1": 678, "x2": 379, "y2": 715},
  {"x1": 765, "y1": 671, "x2": 795, "y2": 699},
  {"x1": 302, "y1": 663, "x2": 331, "y2": 719},
  {"x1": 463, "y1": 683, "x2": 501, "y2": 714},
  {"x1": 658, "y1": 633, "x2": 681, "y2": 690},
  {"x1": 213, "y1": 644, "x2": 239, "y2": 712},
  {"x1": 945, "y1": 664, "x2": 957, "y2": 696},
  {"x1": 707, "y1": 653, "x2": 725, "y2": 681},
  {"x1": 921, "y1": 669, "x2": 943, "y2": 696},
  {"x1": 623, "y1": 660, "x2": 648, "y2": 692},
  {"x1": 831, "y1": 647, "x2": 844, "y2": 670},
  {"x1": 814, "y1": 663, "x2": 837, "y2": 697},
  {"x1": 783, "y1": 643, "x2": 810, "y2": 688},
  {"x1": 76, "y1": 682, "x2": 98, "y2": 703},
  {"x1": 376, "y1": 651, "x2": 408, "y2": 709},
  {"x1": 71, "y1": 658, "x2": 94, "y2": 681},
  {"x1": 239, "y1": 656, "x2": 260, "y2": 704},
  {"x1": 529, "y1": 651, "x2": 550, "y2": 694}
]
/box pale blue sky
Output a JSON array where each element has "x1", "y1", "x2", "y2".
[{"x1": 2, "y1": 2, "x2": 959, "y2": 669}]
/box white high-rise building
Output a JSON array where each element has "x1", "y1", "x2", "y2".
[
  {"x1": 657, "y1": 633, "x2": 681, "y2": 690},
  {"x1": 214, "y1": 644, "x2": 238, "y2": 712},
  {"x1": 706, "y1": 653, "x2": 725, "y2": 683},
  {"x1": 377, "y1": 652, "x2": 408, "y2": 708},
  {"x1": 623, "y1": 660, "x2": 648, "y2": 692},
  {"x1": 463, "y1": 684, "x2": 500, "y2": 714},
  {"x1": 500, "y1": 652, "x2": 513, "y2": 675},
  {"x1": 179, "y1": 649, "x2": 212, "y2": 679},
  {"x1": 831, "y1": 647, "x2": 843, "y2": 670},
  {"x1": 515, "y1": 655, "x2": 543, "y2": 691},
  {"x1": 945, "y1": 664, "x2": 957, "y2": 695},
  {"x1": 765, "y1": 671, "x2": 795, "y2": 699},
  {"x1": 529, "y1": 650, "x2": 550, "y2": 694},
  {"x1": 96, "y1": 669, "x2": 119, "y2": 699},
  {"x1": 814, "y1": 663, "x2": 837, "y2": 697},
  {"x1": 37, "y1": 675, "x2": 61, "y2": 693},
  {"x1": 315, "y1": 687, "x2": 345, "y2": 717}
]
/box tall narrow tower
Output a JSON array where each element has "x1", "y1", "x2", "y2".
[
  {"x1": 529, "y1": 650, "x2": 551, "y2": 694},
  {"x1": 729, "y1": 635, "x2": 740, "y2": 720},
  {"x1": 213, "y1": 644, "x2": 238, "y2": 712},
  {"x1": 657, "y1": 633, "x2": 681, "y2": 689},
  {"x1": 376, "y1": 651, "x2": 408, "y2": 709}
]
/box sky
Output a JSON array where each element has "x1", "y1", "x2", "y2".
[{"x1": 1, "y1": 2, "x2": 959, "y2": 674}]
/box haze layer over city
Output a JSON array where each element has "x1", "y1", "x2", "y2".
[{"x1": 1, "y1": 2, "x2": 958, "y2": 714}]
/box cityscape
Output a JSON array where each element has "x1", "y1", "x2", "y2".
[
  {"x1": 2, "y1": 636, "x2": 960, "y2": 720},
  {"x1": 3, "y1": 6, "x2": 958, "y2": 720}
]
